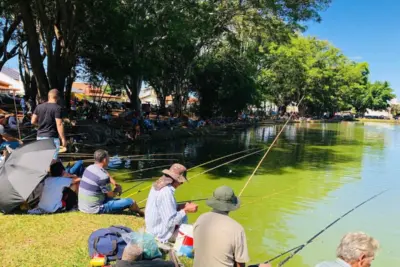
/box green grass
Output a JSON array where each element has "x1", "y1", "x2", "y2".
[
  {"x1": 0, "y1": 213, "x2": 136, "y2": 266},
  {"x1": 358, "y1": 118, "x2": 399, "y2": 124},
  {"x1": 0, "y1": 212, "x2": 194, "y2": 267}
]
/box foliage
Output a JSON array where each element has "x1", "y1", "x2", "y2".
[
  {"x1": 0, "y1": 1, "x2": 21, "y2": 70},
  {"x1": 191, "y1": 50, "x2": 257, "y2": 117}
]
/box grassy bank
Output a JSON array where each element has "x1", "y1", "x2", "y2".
[
  {"x1": 0, "y1": 213, "x2": 137, "y2": 266},
  {"x1": 0, "y1": 212, "x2": 193, "y2": 267}
]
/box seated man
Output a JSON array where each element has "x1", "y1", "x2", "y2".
[
  {"x1": 115, "y1": 245, "x2": 175, "y2": 267},
  {"x1": 36, "y1": 162, "x2": 80, "y2": 213},
  {"x1": 316, "y1": 232, "x2": 379, "y2": 267},
  {"x1": 145, "y1": 164, "x2": 198, "y2": 244},
  {"x1": 78, "y1": 149, "x2": 143, "y2": 216}
]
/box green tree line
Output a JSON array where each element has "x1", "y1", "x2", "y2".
[{"x1": 0, "y1": 0, "x2": 395, "y2": 116}]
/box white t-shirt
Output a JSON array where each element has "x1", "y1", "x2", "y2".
[{"x1": 38, "y1": 177, "x2": 72, "y2": 213}]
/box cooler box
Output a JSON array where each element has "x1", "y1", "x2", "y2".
[{"x1": 173, "y1": 224, "x2": 194, "y2": 258}]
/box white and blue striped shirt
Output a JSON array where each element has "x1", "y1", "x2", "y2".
[{"x1": 145, "y1": 185, "x2": 186, "y2": 242}]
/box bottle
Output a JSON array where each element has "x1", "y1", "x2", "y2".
[{"x1": 89, "y1": 253, "x2": 106, "y2": 267}]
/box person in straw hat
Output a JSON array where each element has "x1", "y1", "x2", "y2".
[
  {"x1": 193, "y1": 186, "x2": 271, "y2": 267},
  {"x1": 145, "y1": 163, "x2": 198, "y2": 244}
]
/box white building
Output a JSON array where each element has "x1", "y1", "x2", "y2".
[{"x1": 0, "y1": 67, "x2": 24, "y2": 93}]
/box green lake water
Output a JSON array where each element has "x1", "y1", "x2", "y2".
[{"x1": 112, "y1": 122, "x2": 400, "y2": 266}]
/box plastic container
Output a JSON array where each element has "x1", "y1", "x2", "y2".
[{"x1": 173, "y1": 224, "x2": 194, "y2": 258}]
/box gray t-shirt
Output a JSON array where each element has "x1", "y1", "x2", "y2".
[
  {"x1": 78, "y1": 164, "x2": 111, "y2": 213},
  {"x1": 193, "y1": 211, "x2": 250, "y2": 267}
]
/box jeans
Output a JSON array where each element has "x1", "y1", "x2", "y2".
[
  {"x1": 65, "y1": 160, "x2": 84, "y2": 177},
  {"x1": 37, "y1": 137, "x2": 60, "y2": 160},
  {"x1": 99, "y1": 198, "x2": 134, "y2": 214}
]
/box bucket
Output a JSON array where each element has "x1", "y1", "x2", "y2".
[{"x1": 173, "y1": 224, "x2": 194, "y2": 258}]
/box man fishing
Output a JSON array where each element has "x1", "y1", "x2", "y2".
[
  {"x1": 316, "y1": 232, "x2": 379, "y2": 267},
  {"x1": 78, "y1": 149, "x2": 144, "y2": 216},
  {"x1": 145, "y1": 163, "x2": 198, "y2": 246},
  {"x1": 31, "y1": 89, "x2": 67, "y2": 160},
  {"x1": 193, "y1": 186, "x2": 270, "y2": 267}
]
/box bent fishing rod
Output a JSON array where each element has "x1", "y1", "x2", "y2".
[{"x1": 248, "y1": 189, "x2": 388, "y2": 267}]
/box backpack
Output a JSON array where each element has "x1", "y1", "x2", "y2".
[{"x1": 88, "y1": 225, "x2": 133, "y2": 262}]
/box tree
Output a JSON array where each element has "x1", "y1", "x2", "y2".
[
  {"x1": 17, "y1": 0, "x2": 87, "y2": 101},
  {"x1": 191, "y1": 50, "x2": 257, "y2": 117},
  {"x1": 0, "y1": 1, "x2": 21, "y2": 70},
  {"x1": 364, "y1": 81, "x2": 395, "y2": 111}
]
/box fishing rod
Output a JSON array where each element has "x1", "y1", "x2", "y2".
[
  {"x1": 274, "y1": 189, "x2": 388, "y2": 267},
  {"x1": 238, "y1": 96, "x2": 304, "y2": 197},
  {"x1": 247, "y1": 246, "x2": 302, "y2": 267},
  {"x1": 138, "y1": 196, "x2": 257, "y2": 209},
  {"x1": 121, "y1": 148, "x2": 259, "y2": 195},
  {"x1": 77, "y1": 158, "x2": 178, "y2": 163},
  {"x1": 133, "y1": 147, "x2": 270, "y2": 201}
]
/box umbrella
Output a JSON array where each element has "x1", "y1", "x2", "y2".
[{"x1": 0, "y1": 139, "x2": 56, "y2": 213}]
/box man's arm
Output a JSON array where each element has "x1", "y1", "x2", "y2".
[
  {"x1": 31, "y1": 114, "x2": 38, "y2": 125},
  {"x1": 55, "y1": 118, "x2": 66, "y2": 147},
  {"x1": 2, "y1": 133, "x2": 20, "y2": 142}
]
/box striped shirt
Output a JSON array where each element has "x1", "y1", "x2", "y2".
[
  {"x1": 78, "y1": 164, "x2": 111, "y2": 214},
  {"x1": 145, "y1": 185, "x2": 186, "y2": 242}
]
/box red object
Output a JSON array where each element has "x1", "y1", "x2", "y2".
[{"x1": 179, "y1": 231, "x2": 194, "y2": 246}]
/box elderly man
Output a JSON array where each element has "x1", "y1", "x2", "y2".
[
  {"x1": 145, "y1": 164, "x2": 198, "y2": 244},
  {"x1": 316, "y1": 232, "x2": 379, "y2": 267},
  {"x1": 78, "y1": 149, "x2": 143, "y2": 216},
  {"x1": 193, "y1": 186, "x2": 270, "y2": 267}
]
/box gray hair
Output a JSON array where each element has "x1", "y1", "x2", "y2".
[
  {"x1": 336, "y1": 232, "x2": 379, "y2": 262},
  {"x1": 122, "y1": 244, "x2": 143, "y2": 262},
  {"x1": 94, "y1": 149, "x2": 109, "y2": 163}
]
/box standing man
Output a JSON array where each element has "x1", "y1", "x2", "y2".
[
  {"x1": 78, "y1": 149, "x2": 143, "y2": 216},
  {"x1": 316, "y1": 232, "x2": 379, "y2": 267},
  {"x1": 145, "y1": 164, "x2": 198, "y2": 244},
  {"x1": 31, "y1": 89, "x2": 66, "y2": 160},
  {"x1": 193, "y1": 186, "x2": 270, "y2": 267}
]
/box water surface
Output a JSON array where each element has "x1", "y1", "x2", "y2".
[{"x1": 113, "y1": 122, "x2": 399, "y2": 266}]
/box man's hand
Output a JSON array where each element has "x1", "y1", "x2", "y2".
[
  {"x1": 259, "y1": 264, "x2": 272, "y2": 267},
  {"x1": 114, "y1": 184, "x2": 122, "y2": 196},
  {"x1": 183, "y1": 202, "x2": 198, "y2": 213}
]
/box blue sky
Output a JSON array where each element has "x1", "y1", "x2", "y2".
[{"x1": 305, "y1": 0, "x2": 400, "y2": 97}]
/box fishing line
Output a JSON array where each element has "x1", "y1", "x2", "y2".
[
  {"x1": 116, "y1": 164, "x2": 172, "y2": 178},
  {"x1": 238, "y1": 96, "x2": 305, "y2": 198},
  {"x1": 133, "y1": 147, "x2": 270, "y2": 202},
  {"x1": 277, "y1": 189, "x2": 388, "y2": 266}
]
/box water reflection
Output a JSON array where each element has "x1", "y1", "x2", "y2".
[{"x1": 112, "y1": 122, "x2": 398, "y2": 266}]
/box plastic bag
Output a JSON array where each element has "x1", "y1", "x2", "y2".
[{"x1": 121, "y1": 229, "x2": 162, "y2": 259}]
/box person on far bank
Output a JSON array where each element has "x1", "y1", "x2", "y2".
[
  {"x1": 31, "y1": 89, "x2": 66, "y2": 160},
  {"x1": 316, "y1": 232, "x2": 379, "y2": 267},
  {"x1": 193, "y1": 186, "x2": 271, "y2": 267},
  {"x1": 78, "y1": 149, "x2": 144, "y2": 216},
  {"x1": 145, "y1": 164, "x2": 198, "y2": 245}
]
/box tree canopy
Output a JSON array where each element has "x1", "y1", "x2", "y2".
[{"x1": 0, "y1": 0, "x2": 395, "y2": 116}]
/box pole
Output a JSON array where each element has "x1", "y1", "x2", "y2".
[{"x1": 12, "y1": 90, "x2": 22, "y2": 140}]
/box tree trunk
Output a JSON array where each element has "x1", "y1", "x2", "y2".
[
  {"x1": 64, "y1": 70, "x2": 75, "y2": 111},
  {"x1": 126, "y1": 76, "x2": 142, "y2": 111},
  {"x1": 19, "y1": 0, "x2": 50, "y2": 98}
]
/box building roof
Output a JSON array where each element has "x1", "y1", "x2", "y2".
[{"x1": 1, "y1": 67, "x2": 20, "y2": 81}]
